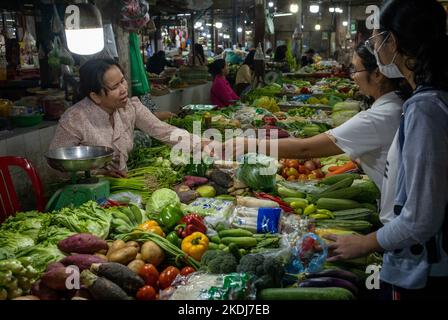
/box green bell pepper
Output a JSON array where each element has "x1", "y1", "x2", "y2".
[
  {"x1": 160, "y1": 204, "x2": 183, "y2": 230},
  {"x1": 166, "y1": 231, "x2": 182, "y2": 247}
]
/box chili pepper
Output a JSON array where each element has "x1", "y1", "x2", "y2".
[
  {"x1": 160, "y1": 204, "x2": 183, "y2": 230},
  {"x1": 181, "y1": 214, "x2": 206, "y2": 233},
  {"x1": 253, "y1": 192, "x2": 293, "y2": 213}
]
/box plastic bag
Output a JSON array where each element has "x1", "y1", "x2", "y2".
[
  {"x1": 160, "y1": 272, "x2": 256, "y2": 300},
  {"x1": 120, "y1": 0, "x2": 150, "y2": 31},
  {"x1": 129, "y1": 32, "x2": 150, "y2": 96},
  {"x1": 48, "y1": 37, "x2": 61, "y2": 73},
  {"x1": 285, "y1": 233, "x2": 327, "y2": 274},
  {"x1": 185, "y1": 198, "x2": 235, "y2": 217},
  {"x1": 229, "y1": 206, "x2": 282, "y2": 234}
]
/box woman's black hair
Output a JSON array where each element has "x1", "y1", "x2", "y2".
[
  {"x1": 274, "y1": 45, "x2": 287, "y2": 61},
  {"x1": 379, "y1": 0, "x2": 448, "y2": 90},
  {"x1": 243, "y1": 49, "x2": 256, "y2": 69},
  {"x1": 355, "y1": 43, "x2": 412, "y2": 100},
  {"x1": 209, "y1": 59, "x2": 226, "y2": 78},
  {"x1": 79, "y1": 58, "x2": 124, "y2": 99},
  {"x1": 194, "y1": 43, "x2": 205, "y2": 64}
]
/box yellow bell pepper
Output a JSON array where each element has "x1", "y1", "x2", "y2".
[
  {"x1": 181, "y1": 232, "x2": 209, "y2": 261},
  {"x1": 137, "y1": 220, "x2": 165, "y2": 237}
]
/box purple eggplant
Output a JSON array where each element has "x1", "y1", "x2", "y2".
[
  {"x1": 305, "y1": 269, "x2": 359, "y2": 284},
  {"x1": 299, "y1": 277, "x2": 359, "y2": 296}
]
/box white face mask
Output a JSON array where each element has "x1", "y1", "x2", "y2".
[{"x1": 374, "y1": 33, "x2": 405, "y2": 79}]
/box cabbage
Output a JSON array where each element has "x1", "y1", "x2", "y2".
[
  {"x1": 236, "y1": 154, "x2": 277, "y2": 191},
  {"x1": 332, "y1": 101, "x2": 361, "y2": 112},
  {"x1": 332, "y1": 110, "x2": 359, "y2": 127},
  {"x1": 146, "y1": 188, "x2": 180, "y2": 214}
]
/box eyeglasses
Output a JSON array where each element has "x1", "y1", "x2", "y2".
[{"x1": 364, "y1": 31, "x2": 388, "y2": 54}]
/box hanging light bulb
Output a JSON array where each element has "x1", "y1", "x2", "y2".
[
  {"x1": 194, "y1": 21, "x2": 203, "y2": 29},
  {"x1": 237, "y1": 27, "x2": 243, "y2": 33},
  {"x1": 329, "y1": 7, "x2": 335, "y2": 13},
  {"x1": 65, "y1": 3, "x2": 104, "y2": 55},
  {"x1": 309, "y1": 5, "x2": 319, "y2": 13},
  {"x1": 290, "y1": 4, "x2": 299, "y2": 13},
  {"x1": 215, "y1": 22, "x2": 223, "y2": 29},
  {"x1": 342, "y1": 21, "x2": 348, "y2": 27},
  {"x1": 314, "y1": 24, "x2": 321, "y2": 31},
  {"x1": 268, "y1": 2, "x2": 274, "y2": 8}
]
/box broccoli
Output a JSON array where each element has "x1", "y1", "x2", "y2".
[
  {"x1": 236, "y1": 254, "x2": 285, "y2": 290},
  {"x1": 200, "y1": 251, "x2": 238, "y2": 274}
]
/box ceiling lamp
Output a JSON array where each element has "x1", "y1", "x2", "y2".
[
  {"x1": 314, "y1": 24, "x2": 321, "y2": 31},
  {"x1": 268, "y1": 2, "x2": 274, "y2": 8},
  {"x1": 215, "y1": 22, "x2": 223, "y2": 29},
  {"x1": 64, "y1": 3, "x2": 104, "y2": 55},
  {"x1": 342, "y1": 21, "x2": 348, "y2": 27},
  {"x1": 237, "y1": 27, "x2": 243, "y2": 33},
  {"x1": 194, "y1": 21, "x2": 202, "y2": 29},
  {"x1": 309, "y1": 5, "x2": 319, "y2": 13},
  {"x1": 290, "y1": 4, "x2": 299, "y2": 13},
  {"x1": 329, "y1": 7, "x2": 335, "y2": 13}
]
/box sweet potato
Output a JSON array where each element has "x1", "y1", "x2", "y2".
[
  {"x1": 41, "y1": 268, "x2": 71, "y2": 291},
  {"x1": 91, "y1": 262, "x2": 145, "y2": 295},
  {"x1": 58, "y1": 233, "x2": 108, "y2": 254},
  {"x1": 45, "y1": 262, "x2": 65, "y2": 273},
  {"x1": 60, "y1": 254, "x2": 106, "y2": 271},
  {"x1": 31, "y1": 280, "x2": 60, "y2": 300},
  {"x1": 108, "y1": 247, "x2": 139, "y2": 265}
]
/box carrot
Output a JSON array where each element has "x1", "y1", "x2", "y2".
[
  {"x1": 325, "y1": 161, "x2": 357, "y2": 177},
  {"x1": 328, "y1": 166, "x2": 341, "y2": 172}
]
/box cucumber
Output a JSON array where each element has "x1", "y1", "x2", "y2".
[
  {"x1": 321, "y1": 174, "x2": 361, "y2": 185},
  {"x1": 317, "y1": 198, "x2": 361, "y2": 211},
  {"x1": 219, "y1": 229, "x2": 254, "y2": 238},
  {"x1": 319, "y1": 177, "x2": 355, "y2": 194},
  {"x1": 210, "y1": 235, "x2": 221, "y2": 244},
  {"x1": 316, "y1": 219, "x2": 372, "y2": 233},
  {"x1": 207, "y1": 242, "x2": 219, "y2": 250},
  {"x1": 220, "y1": 237, "x2": 258, "y2": 248},
  {"x1": 333, "y1": 208, "x2": 372, "y2": 221},
  {"x1": 313, "y1": 187, "x2": 362, "y2": 201},
  {"x1": 258, "y1": 287, "x2": 355, "y2": 300},
  {"x1": 362, "y1": 203, "x2": 378, "y2": 213}
]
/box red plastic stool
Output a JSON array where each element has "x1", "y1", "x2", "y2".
[{"x1": 0, "y1": 156, "x2": 46, "y2": 223}]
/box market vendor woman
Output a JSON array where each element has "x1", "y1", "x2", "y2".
[{"x1": 49, "y1": 58, "x2": 206, "y2": 178}]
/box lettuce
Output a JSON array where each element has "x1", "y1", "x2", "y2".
[{"x1": 146, "y1": 188, "x2": 180, "y2": 214}]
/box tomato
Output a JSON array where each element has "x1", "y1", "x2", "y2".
[
  {"x1": 286, "y1": 167, "x2": 299, "y2": 177},
  {"x1": 180, "y1": 266, "x2": 195, "y2": 276},
  {"x1": 298, "y1": 165, "x2": 307, "y2": 174},
  {"x1": 312, "y1": 169, "x2": 325, "y2": 179},
  {"x1": 158, "y1": 266, "x2": 180, "y2": 289},
  {"x1": 136, "y1": 285, "x2": 157, "y2": 300},
  {"x1": 138, "y1": 264, "x2": 159, "y2": 287},
  {"x1": 287, "y1": 175, "x2": 297, "y2": 181}
]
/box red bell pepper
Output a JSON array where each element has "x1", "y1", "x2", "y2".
[
  {"x1": 253, "y1": 192, "x2": 293, "y2": 213},
  {"x1": 175, "y1": 213, "x2": 207, "y2": 238}
]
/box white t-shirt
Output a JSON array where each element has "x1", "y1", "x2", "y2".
[
  {"x1": 380, "y1": 130, "x2": 400, "y2": 224},
  {"x1": 326, "y1": 91, "x2": 403, "y2": 190}
]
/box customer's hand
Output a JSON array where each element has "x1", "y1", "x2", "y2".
[{"x1": 325, "y1": 234, "x2": 370, "y2": 262}]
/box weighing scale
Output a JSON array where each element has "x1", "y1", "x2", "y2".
[{"x1": 44, "y1": 146, "x2": 114, "y2": 211}]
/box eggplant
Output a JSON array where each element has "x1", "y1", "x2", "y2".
[
  {"x1": 305, "y1": 269, "x2": 359, "y2": 285},
  {"x1": 299, "y1": 277, "x2": 359, "y2": 296}
]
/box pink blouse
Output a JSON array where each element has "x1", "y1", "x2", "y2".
[
  {"x1": 210, "y1": 75, "x2": 240, "y2": 108},
  {"x1": 49, "y1": 97, "x2": 192, "y2": 171}
]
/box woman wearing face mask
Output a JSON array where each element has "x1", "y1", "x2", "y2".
[
  {"x1": 326, "y1": 0, "x2": 448, "y2": 299},
  {"x1": 50, "y1": 58, "x2": 209, "y2": 178},
  {"x1": 225, "y1": 44, "x2": 408, "y2": 194}
]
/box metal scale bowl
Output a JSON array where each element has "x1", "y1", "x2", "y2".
[{"x1": 44, "y1": 146, "x2": 114, "y2": 211}]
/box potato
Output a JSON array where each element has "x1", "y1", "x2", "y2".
[
  {"x1": 136, "y1": 253, "x2": 143, "y2": 261},
  {"x1": 125, "y1": 241, "x2": 140, "y2": 250},
  {"x1": 127, "y1": 259, "x2": 146, "y2": 274},
  {"x1": 140, "y1": 241, "x2": 165, "y2": 266},
  {"x1": 108, "y1": 247, "x2": 139, "y2": 265},
  {"x1": 97, "y1": 249, "x2": 108, "y2": 255},
  {"x1": 13, "y1": 295, "x2": 40, "y2": 300},
  {"x1": 107, "y1": 240, "x2": 126, "y2": 258}
]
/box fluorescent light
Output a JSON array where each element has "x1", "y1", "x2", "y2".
[
  {"x1": 194, "y1": 21, "x2": 202, "y2": 29},
  {"x1": 161, "y1": 32, "x2": 166, "y2": 36},
  {"x1": 329, "y1": 7, "x2": 335, "y2": 13},
  {"x1": 309, "y1": 5, "x2": 319, "y2": 13},
  {"x1": 290, "y1": 4, "x2": 299, "y2": 13},
  {"x1": 206, "y1": 34, "x2": 211, "y2": 38},
  {"x1": 342, "y1": 21, "x2": 348, "y2": 27},
  {"x1": 206, "y1": 23, "x2": 212, "y2": 26},
  {"x1": 219, "y1": 33, "x2": 223, "y2": 37},
  {"x1": 273, "y1": 13, "x2": 293, "y2": 17},
  {"x1": 335, "y1": 8, "x2": 343, "y2": 13},
  {"x1": 237, "y1": 27, "x2": 243, "y2": 33},
  {"x1": 314, "y1": 24, "x2": 321, "y2": 31},
  {"x1": 215, "y1": 22, "x2": 223, "y2": 29},
  {"x1": 268, "y1": 1, "x2": 274, "y2": 8}
]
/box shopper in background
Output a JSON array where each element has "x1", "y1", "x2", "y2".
[
  {"x1": 146, "y1": 50, "x2": 172, "y2": 75},
  {"x1": 209, "y1": 59, "x2": 239, "y2": 108},
  {"x1": 235, "y1": 49, "x2": 255, "y2": 96},
  {"x1": 189, "y1": 43, "x2": 207, "y2": 66},
  {"x1": 301, "y1": 48, "x2": 315, "y2": 67},
  {"x1": 326, "y1": 0, "x2": 448, "y2": 299}
]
